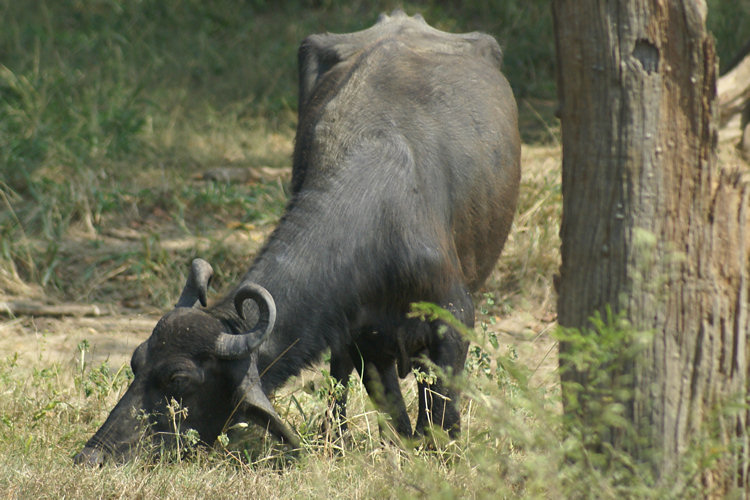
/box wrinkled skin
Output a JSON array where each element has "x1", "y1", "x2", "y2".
[{"x1": 75, "y1": 10, "x2": 520, "y2": 465}]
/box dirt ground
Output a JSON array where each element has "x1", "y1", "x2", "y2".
[{"x1": 0, "y1": 311, "x2": 155, "y2": 369}]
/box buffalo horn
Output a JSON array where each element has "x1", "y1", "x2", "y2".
[
  {"x1": 214, "y1": 283, "x2": 276, "y2": 359},
  {"x1": 175, "y1": 258, "x2": 214, "y2": 308},
  {"x1": 234, "y1": 351, "x2": 300, "y2": 448}
]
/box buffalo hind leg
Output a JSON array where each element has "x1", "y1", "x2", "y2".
[{"x1": 415, "y1": 286, "x2": 472, "y2": 438}]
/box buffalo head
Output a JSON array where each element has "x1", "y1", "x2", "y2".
[{"x1": 73, "y1": 259, "x2": 298, "y2": 466}]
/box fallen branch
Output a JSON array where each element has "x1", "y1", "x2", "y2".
[
  {"x1": 195, "y1": 166, "x2": 291, "y2": 184},
  {"x1": 0, "y1": 300, "x2": 105, "y2": 317},
  {"x1": 718, "y1": 50, "x2": 750, "y2": 127},
  {"x1": 718, "y1": 49, "x2": 750, "y2": 158}
]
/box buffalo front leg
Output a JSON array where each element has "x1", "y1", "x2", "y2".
[
  {"x1": 360, "y1": 360, "x2": 413, "y2": 438},
  {"x1": 325, "y1": 350, "x2": 354, "y2": 437},
  {"x1": 327, "y1": 348, "x2": 412, "y2": 437}
]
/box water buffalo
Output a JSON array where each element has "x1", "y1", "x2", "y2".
[{"x1": 74, "y1": 10, "x2": 520, "y2": 465}]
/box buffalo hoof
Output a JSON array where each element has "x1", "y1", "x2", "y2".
[{"x1": 73, "y1": 447, "x2": 106, "y2": 467}]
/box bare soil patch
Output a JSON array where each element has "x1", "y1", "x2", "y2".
[{"x1": 0, "y1": 312, "x2": 155, "y2": 368}]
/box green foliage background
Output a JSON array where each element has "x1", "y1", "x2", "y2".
[
  {"x1": 1, "y1": 0, "x2": 746, "y2": 302},
  {"x1": 2, "y1": 0, "x2": 746, "y2": 302}
]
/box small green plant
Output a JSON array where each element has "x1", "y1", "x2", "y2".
[
  {"x1": 412, "y1": 365, "x2": 437, "y2": 387},
  {"x1": 163, "y1": 398, "x2": 201, "y2": 463},
  {"x1": 74, "y1": 339, "x2": 133, "y2": 400},
  {"x1": 553, "y1": 306, "x2": 656, "y2": 495}
]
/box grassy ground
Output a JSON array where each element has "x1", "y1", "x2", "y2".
[{"x1": 1, "y1": 1, "x2": 748, "y2": 499}]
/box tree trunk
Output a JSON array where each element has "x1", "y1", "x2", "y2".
[{"x1": 553, "y1": 0, "x2": 750, "y2": 493}]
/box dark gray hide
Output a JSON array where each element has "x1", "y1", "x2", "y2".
[{"x1": 74, "y1": 10, "x2": 520, "y2": 465}]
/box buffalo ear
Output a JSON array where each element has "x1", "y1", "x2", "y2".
[
  {"x1": 297, "y1": 35, "x2": 341, "y2": 114},
  {"x1": 231, "y1": 351, "x2": 300, "y2": 448},
  {"x1": 130, "y1": 341, "x2": 148, "y2": 374},
  {"x1": 175, "y1": 258, "x2": 214, "y2": 308}
]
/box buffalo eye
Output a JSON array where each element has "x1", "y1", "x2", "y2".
[{"x1": 163, "y1": 369, "x2": 204, "y2": 396}]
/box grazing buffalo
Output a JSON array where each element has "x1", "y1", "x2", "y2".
[{"x1": 74, "y1": 10, "x2": 520, "y2": 465}]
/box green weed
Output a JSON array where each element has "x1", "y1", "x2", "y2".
[{"x1": 554, "y1": 307, "x2": 657, "y2": 497}]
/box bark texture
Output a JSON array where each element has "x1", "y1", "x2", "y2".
[{"x1": 553, "y1": 0, "x2": 750, "y2": 491}]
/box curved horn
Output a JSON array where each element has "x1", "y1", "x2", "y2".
[
  {"x1": 214, "y1": 283, "x2": 276, "y2": 359},
  {"x1": 232, "y1": 351, "x2": 300, "y2": 448},
  {"x1": 175, "y1": 258, "x2": 214, "y2": 308}
]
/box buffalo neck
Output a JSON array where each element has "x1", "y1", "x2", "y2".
[
  {"x1": 217, "y1": 175, "x2": 383, "y2": 390},
  {"x1": 240, "y1": 191, "x2": 368, "y2": 391},
  {"x1": 217, "y1": 132, "x2": 443, "y2": 393}
]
